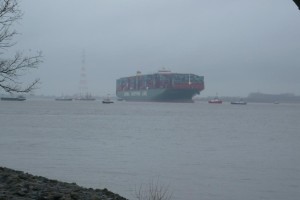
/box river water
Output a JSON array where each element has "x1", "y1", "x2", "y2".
[{"x1": 0, "y1": 100, "x2": 299, "y2": 200}]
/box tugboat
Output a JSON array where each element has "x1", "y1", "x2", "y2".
[
  {"x1": 208, "y1": 95, "x2": 222, "y2": 104},
  {"x1": 102, "y1": 95, "x2": 114, "y2": 104}
]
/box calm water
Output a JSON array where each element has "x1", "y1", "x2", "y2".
[{"x1": 0, "y1": 100, "x2": 299, "y2": 200}]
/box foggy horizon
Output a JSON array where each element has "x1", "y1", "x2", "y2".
[{"x1": 7, "y1": 0, "x2": 300, "y2": 97}]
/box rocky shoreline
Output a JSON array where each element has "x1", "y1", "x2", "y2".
[{"x1": 0, "y1": 166, "x2": 128, "y2": 200}]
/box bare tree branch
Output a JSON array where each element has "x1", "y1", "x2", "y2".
[
  {"x1": 0, "y1": 0, "x2": 41, "y2": 94},
  {"x1": 135, "y1": 179, "x2": 172, "y2": 200},
  {"x1": 293, "y1": 0, "x2": 300, "y2": 10}
]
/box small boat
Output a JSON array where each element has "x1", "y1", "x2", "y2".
[
  {"x1": 208, "y1": 97, "x2": 222, "y2": 104},
  {"x1": 102, "y1": 99, "x2": 114, "y2": 104},
  {"x1": 74, "y1": 93, "x2": 96, "y2": 101},
  {"x1": 231, "y1": 99, "x2": 247, "y2": 105},
  {"x1": 55, "y1": 97, "x2": 73, "y2": 101},
  {"x1": 1, "y1": 95, "x2": 26, "y2": 101},
  {"x1": 102, "y1": 95, "x2": 114, "y2": 104}
]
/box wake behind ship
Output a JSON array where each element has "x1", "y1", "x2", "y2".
[{"x1": 116, "y1": 70, "x2": 204, "y2": 102}]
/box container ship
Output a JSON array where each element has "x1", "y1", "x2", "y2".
[{"x1": 116, "y1": 70, "x2": 204, "y2": 102}]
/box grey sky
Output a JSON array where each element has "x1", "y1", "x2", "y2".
[{"x1": 11, "y1": 0, "x2": 300, "y2": 97}]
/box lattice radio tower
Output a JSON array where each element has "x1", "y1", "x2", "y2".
[{"x1": 79, "y1": 50, "x2": 89, "y2": 97}]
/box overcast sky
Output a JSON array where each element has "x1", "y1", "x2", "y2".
[{"x1": 10, "y1": 0, "x2": 300, "y2": 97}]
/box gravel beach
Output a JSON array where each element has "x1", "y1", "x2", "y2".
[{"x1": 0, "y1": 166, "x2": 128, "y2": 200}]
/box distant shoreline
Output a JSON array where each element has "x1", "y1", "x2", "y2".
[
  {"x1": 0, "y1": 166, "x2": 127, "y2": 200},
  {"x1": 2, "y1": 92, "x2": 300, "y2": 104},
  {"x1": 197, "y1": 92, "x2": 300, "y2": 104}
]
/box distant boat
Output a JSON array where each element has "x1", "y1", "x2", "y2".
[
  {"x1": 102, "y1": 95, "x2": 114, "y2": 104},
  {"x1": 1, "y1": 95, "x2": 26, "y2": 101},
  {"x1": 273, "y1": 101, "x2": 279, "y2": 104},
  {"x1": 231, "y1": 99, "x2": 247, "y2": 105},
  {"x1": 55, "y1": 97, "x2": 73, "y2": 101},
  {"x1": 208, "y1": 97, "x2": 222, "y2": 104},
  {"x1": 75, "y1": 94, "x2": 96, "y2": 101}
]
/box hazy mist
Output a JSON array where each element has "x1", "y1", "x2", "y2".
[{"x1": 11, "y1": 0, "x2": 300, "y2": 97}]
